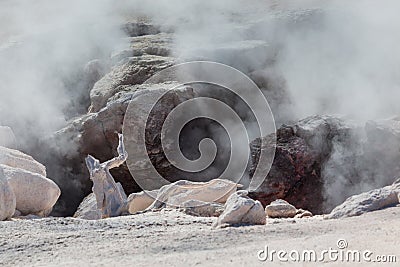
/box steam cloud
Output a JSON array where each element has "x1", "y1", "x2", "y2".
[{"x1": 1, "y1": 0, "x2": 400, "y2": 212}]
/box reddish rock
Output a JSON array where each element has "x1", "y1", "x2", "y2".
[{"x1": 248, "y1": 125, "x2": 323, "y2": 214}]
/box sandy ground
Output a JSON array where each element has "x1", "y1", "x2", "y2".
[{"x1": 0, "y1": 206, "x2": 399, "y2": 267}]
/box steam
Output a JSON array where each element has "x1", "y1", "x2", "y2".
[{"x1": 0, "y1": 0, "x2": 125, "y2": 148}]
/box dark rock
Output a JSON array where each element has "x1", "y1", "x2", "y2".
[{"x1": 248, "y1": 115, "x2": 355, "y2": 214}]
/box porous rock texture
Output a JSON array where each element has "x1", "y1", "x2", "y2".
[
  {"x1": 213, "y1": 190, "x2": 266, "y2": 228},
  {"x1": 249, "y1": 115, "x2": 400, "y2": 214}
]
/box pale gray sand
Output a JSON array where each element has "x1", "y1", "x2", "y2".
[{"x1": 0, "y1": 207, "x2": 399, "y2": 266}]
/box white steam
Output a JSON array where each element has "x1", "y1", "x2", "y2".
[{"x1": 0, "y1": 0, "x2": 126, "y2": 148}]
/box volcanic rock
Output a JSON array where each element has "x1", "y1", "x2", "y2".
[
  {"x1": 213, "y1": 191, "x2": 266, "y2": 228},
  {"x1": 248, "y1": 115, "x2": 357, "y2": 214},
  {"x1": 36, "y1": 84, "x2": 196, "y2": 216}
]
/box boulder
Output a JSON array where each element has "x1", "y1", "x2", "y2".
[
  {"x1": 249, "y1": 114, "x2": 400, "y2": 216},
  {"x1": 326, "y1": 180, "x2": 400, "y2": 219},
  {"x1": 32, "y1": 83, "x2": 197, "y2": 216},
  {"x1": 0, "y1": 146, "x2": 46, "y2": 177},
  {"x1": 147, "y1": 179, "x2": 242, "y2": 210},
  {"x1": 127, "y1": 190, "x2": 158, "y2": 214},
  {"x1": 248, "y1": 122, "x2": 324, "y2": 214},
  {"x1": 0, "y1": 126, "x2": 17, "y2": 149},
  {"x1": 73, "y1": 193, "x2": 101, "y2": 220},
  {"x1": 1, "y1": 164, "x2": 60, "y2": 216},
  {"x1": 265, "y1": 199, "x2": 297, "y2": 218},
  {"x1": 0, "y1": 168, "x2": 16, "y2": 221},
  {"x1": 213, "y1": 191, "x2": 266, "y2": 228},
  {"x1": 179, "y1": 199, "x2": 224, "y2": 217}
]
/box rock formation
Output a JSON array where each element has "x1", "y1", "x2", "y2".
[
  {"x1": 249, "y1": 115, "x2": 400, "y2": 214},
  {"x1": 326, "y1": 179, "x2": 400, "y2": 219},
  {"x1": 2, "y1": 165, "x2": 60, "y2": 216},
  {"x1": 0, "y1": 144, "x2": 60, "y2": 217},
  {"x1": 213, "y1": 190, "x2": 266, "y2": 228},
  {"x1": 85, "y1": 133, "x2": 128, "y2": 219}
]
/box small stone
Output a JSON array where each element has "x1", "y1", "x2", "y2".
[
  {"x1": 213, "y1": 191, "x2": 266, "y2": 228},
  {"x1": 265, "y1": 199, "x2": 297, "y2": 218},
  {"x1": 295, "y1": 209, "x2": 313, "y2": 218}
]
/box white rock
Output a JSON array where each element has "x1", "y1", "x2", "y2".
[
  {"x1": 326, "y1": 180, "x2": 400, "y2": 219},
  {"x1": 147, "y1": 179, "x2": 242, "y2": 210},
  {"x1": 213, "y1": 191, "x2": 266, "y2": 228},
  {"x1": 85, "y1": 133, "x2": 128, "y2": 219},
  {"x1": 0, "y1": 146, "x2": 46, "y2": 176},
  {"x1": 1, "y1": 165, "x2": 60, "y2": 216},
  {"x1": 265, "y1": 199, "x2": 297, "y2": 218},
  {"x1": 127, "y1": 190, "x2": 158, "y2": 214},
  {"x1": 0, "y1": 168, "x2": 16, "y2": 221},
  {"x1": 0, "y1": 126, "x2": 17, "y2": 149}
]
